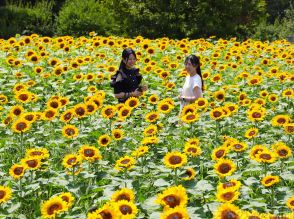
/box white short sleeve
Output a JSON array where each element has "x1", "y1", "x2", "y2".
[{"x1": 192, "y1": 74, "x2": 202, "y2": 90}]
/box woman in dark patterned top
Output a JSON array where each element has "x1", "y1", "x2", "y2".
[{"x1": 111, "y1": 48, "x2": 147, "y2": 103}]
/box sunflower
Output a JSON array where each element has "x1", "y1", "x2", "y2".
[
  {"x1": 231, "y1": 142, "x2": 247, "y2": 152},
  {"x1": 111, "y1": 188, "x2": 135, "y2": 203},
  {"x1": 60, "y1": 109, "x2": 74, "y2": 123},
  {"x1": 74, "y1": 103, "x2": 87, "y2": 119},
  {"x1": 11, "y1": 119, "x2": 31, "y2": 133},
  {"x1": 101, "y1": 105, "x2": 116, "y2": 119},
  {"x1": 224, "y1": 103, "x2": 238, "y2": 114},
  {"x1": 249, "y1": 145, "x2": 268, "y2": 161},
  {"x1": 89, "y1": 96, "x2": 103, "y2": 109},
  {"x1": 25, "y1": 148, "x2": 49, "y2": 160},
  {"x1": 164, "y1": 152, "x2": 187, "y2": 169},
  {"x1": 0, "y1": 186, "x2": 12, "y2": 204},
  {"x1": 62, "y1": 154, "x2": 82, "y2": 169},
  {"x1": 216, "y1": 188, "x2": 240, "y2": 203},
  {"x1": 202, "y1": 71, "x2": 211, "y2": 80},
  {"x1": 98, "y1": 134, "x2": 111, "y2": 147},
  {"x1": 59, "y1": 192, "x2": 75, "y2": 208},
  {"x1": 261, "y1": 175, "x2": 280, "y2": 187},
  {"x1": 213, "y1": 203, "x2": 241, "y2": 219},
  {"x1": 15, "y1": 91, "x2": 32, "y2": 103},
  {"x1": 214, "y1": 90, "x2": 226, "y2": 102},
  {"x1": 182, "y1": 168, "x2": 196, "y2": 181},
  {"x1": 145, "y1": 111, "x2": 160, "y2": 123},
  {"x1": 184, "y1": 145, "x2": 202, "y2": 157},
  {"x1": 158, "y1": 102, "x2": 173, "y2": 114},
  {"x1": 118, "y1": 106, "x2": 132, "y2": 119},
  {"x1": 256, "y1": 151, "x2": 277, "y2": 163},
  {"x1": 247, "y1": 109, "x2": 266, "y2": 122},
  {"x1": 125, "y1": 97, "x2": 140, "y2": 109},
  {"x1": 143, "y1": 124, "x2": 158, "y2": 136},
  {"x1": 156, "y1": 185, "x2": 188, "y2": 208},
  {"x1": 271, "y1": 115, "x2": 291, "y2": 127},
  {"x1": 181, "y1": 112, "x2": 199, "y2": 124},
  {"x1": 272, "y1": 142, "x2": 292, "y2": 159},
  {"x1": 78, "y1": 145, "x2": 102, "y2": 162},
  {"x1": 244, "y1": 127, "x2": 258, "y2": 139},
  {"x1": 47, "y1": 99, "x2": 60, "y2": 109},
  {"x1": 73, "y1": 73, "x2": 84, "y2": 81},
  {"x1": 211, "y1": 73, "x2": 222, "y2": 83},
  {"x1": 131, "y1": 146, "x2": 149, "y2": 157},
  {"x1": 62, "y1": 124, "x2": 79, "y2": 139},
  {"x1": 210, "y1": 107, "x2": 224, "y2": 120},
  {"x1": 217, "y1": 179, "x2": 241, "y2": 191},
  {"x1": 195, "y1": 98, "x2": 209, "y2": 109},
  {"x1": 242, "y1": 210, "x2": 268, "y2": 219},
  {"x1": 211, "y1": 147, "x2": 228, "y2": 161},
  {"x1": 41, "y1": 196, "x2": 68, "y2": 219},
  {"x1": 286, "y1": 196, "x2": 294, "y2": 211},
  {"x1": 42, "y1": 108, "x2": 58, "y2": 121},
  {"x1": 214, "y1": 159, "x2": 236, "y2": 178},
  {"x1": 115, "y1": 200, "x2": 138, "y2": 219},
  {"x1": 9, "y1": 163, "x2": 27, "y2": 179},
  {"x1": 10, "y1": 105, "x2": 24, "y2": 117},
  {"x1": 115, "y1": 156, "x2": 136, "y2": 171},
  {"x1": 284, "y1": 123, "x2": 294, "y2": 134},
  {"x1": 282, "y1": 88, "x2": 294, "y2": 98},
  {"x1": 0, "y1": 94, "x2": 8, "y2": 104},
  {"x1": 112, "y1": 129, "x2": 124, "y2": 140},
  {"x1": 268, "y1": 94, "x2": 278, "y2": 103},
  {"x1": 21, "y1": 157, "x2": 42, "y2": 170},
  {"x1": 88, "y1": 202, "x2": 118, "y2": 219},
  {"x1": 160, "y1": 206, "x2": 190, "y2": 219}
]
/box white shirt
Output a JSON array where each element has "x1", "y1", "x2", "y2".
[{"x1": 180, "y1": 74, "x2": 203, "y2": 112}]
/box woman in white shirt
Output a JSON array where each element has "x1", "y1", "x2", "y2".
[{"x1": 179, "y1": 55, "x2": 204, "y2": 113}]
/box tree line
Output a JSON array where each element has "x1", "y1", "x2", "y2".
[{"x1": 0, "y1": 0, "x2": 293, "y2": 41}]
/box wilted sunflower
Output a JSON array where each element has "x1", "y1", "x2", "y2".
[
  {"x1": 211, "y1": 147, "x2": 228, "y2": 161},
  {"x1": 160, "y1": 206, "x2": 190, "y2": 219},
  {"x1": 261, "y1": 175, "x2": 280, "y2": 187},
  {"x1": 9, "y1": 163, "x2": 27, "y2": 180},
  {"x1": 62, "y1": 154, "x2": 82, "y2": 169},
  {"x1": 0, "y1": 186, "x2": 12, "y2": 204},
  {"x1": 213, "y1": 203, "x2": 242, "y2": 219},
  {"x1": 41, "y1": 196, "x2": 68, "y2": 219},
  {"x1": 245, "y1": 127, "x2": 258, "y2": 139},
  {"x1": 111, "y1": 188, "x2": 135, "y2": 203},
  {"x1": 184, "y1": 145, "x2": 202, "y2": 157},
  {"x1": 98, "y1": 134, "x2": 111, "y2": 147},
  {"x1": 62, "y1": 124, "x2": 79, "y2": 139},
  {"x1": 58, "y1": 192, "x2": 75, "y2": 208},
  {"x1": 21, "y1": 157, "x2": 42, "y2": 170},
  {"x1": 145, "y1": 111, "x2": 160, "y2": 123},
  {"x1": 163, "y1": 151, "x2": 187, "y2": 169},
  {"x1": 112, "y1": 129, "x2": 124, "y2": 140},
  {"x1": 101, "y1": 105, "x2": 116, "y2": 119},
  {"x1": 78, "y1": 145, "x2": 102, "y2": 162},
  {"x1": 11, "y1": 119, "x2": 31, "y2": 133},
  {"x1": 214, "y1": 159, "x2": 236, "y2": 178},
  {"x1": 156, "y1": 185, "x2": 188, "y2": 208},
  {"x1": 115, "y1": 156, "x2": 136, "y2": 171}
]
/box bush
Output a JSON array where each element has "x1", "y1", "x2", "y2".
[
  {"x1": 56, "y1": 0, "x2": 119, "y2": 36},
  {"x1": 0, "y1": 0, "x2": 55, "y2": 39}
]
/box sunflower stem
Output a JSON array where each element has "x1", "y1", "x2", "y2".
[{"x1": 174, "y1": 168, "x2": 178, "y2": 185}]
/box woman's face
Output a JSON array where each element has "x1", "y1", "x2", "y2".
[
  {"x1": 124, "y1": 54, "x2": 136, "y2": 69},
  {"x1": 185, "y1": 60, "x2": 197, "y2": 74}
]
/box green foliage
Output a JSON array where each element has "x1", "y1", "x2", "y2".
[
  {"x1": 56, "y1": 0, "x2": 119, "y2": 36},
  {"x1": 252, "y1": 7, "x2": 294, "y2": 41},
  {"x1": 0, "y1": 0, "x2": 55, "y2": 38}
]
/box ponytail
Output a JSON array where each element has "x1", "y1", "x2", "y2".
[{"x1": 185, "y1": 54, "x2": 204, "y2": 92}]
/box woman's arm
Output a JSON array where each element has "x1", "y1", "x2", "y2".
[
  {"x1": 180, "y1": 86, "x2": 202, "y2": 103},
  {"x1": 114, "y1": 89, "x2": 142, "y2": 99}
]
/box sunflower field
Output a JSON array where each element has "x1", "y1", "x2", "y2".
[{"x1": 0, "y1": 34, "x2": 293, "y2": 219}]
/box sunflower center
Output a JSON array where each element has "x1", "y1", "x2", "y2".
[
  {"x1": 105, "y1": 109, "x2": 113, "y2": 116},
  {"x1": 248, "y1": 216, "x2": 261, "y2": 219},
  {"x1": 76, "y1": 108, "x2": 85, "y2": 116},
  {"x1": 217, "y1": 94, "x2": 224, "y2": 99},
  {"x1": 84, "y1": 149, "x2": 94, "y2": 157},
  {"x1": 260, "y1": 153, "x2": 271, "y2": 160},
  {"x1": 50, "y1": 102, "x2": 59, "y2": 108},
  {"x1": 186, "y1": 114, "x2": 196, "y2": 120},
  {"x1": 221, "y1": 210, "x2": 239, "y2": 219},
  {"x1": 0, "y1": 191, "x2": 6, "y2": 199},
  {"x1": 222, "y1": 192, "x2": 234, "y2": 201},
  {"x1": 87, "y1": 105, "x2": 95, "y2": 112},
  {"x1": 161, "y1": 105, "x2": 169, "y2": 111},
  {"x1": 129, "y1": 100, "x2": 136, "y2": 107},
  {"x1": 163, "y1": 195, "x2": 180, "y2": 207},
  {"x1": 64, "y1": 113, "x2": 72, "y2": 120},
  {"x1": 121, "y1": 110, "x2": 129, "y2": 116},
  {"x1": 290, "y1": 200, "x2": 294, "y2": 206},
  {"x1": 19, "y1": 94, "x2": 29, "y2": 101},
  {"x1": 27, "y1": 160, "x2": 38, "y2": 168},
  {"x1": 249, "y1": 131, "x2": 255, "y2": 136},
  {"x1": 167, "y1": 212, "x2": 183, "y2": 219},
  {"x1": 265, "y1": 178, "x2": 275, "y2": 184},
  {"x1": 187, "y1": 147, "x2": 197, "y2": 153},
  {"x1": 233, "y1": 144, "x2": 242, "y2": 149},
  {"x1": 25, "y1": 115, "x2": 34, "y2": 121},
  {"x1": 47, "y1": 203, "x2": 62, "y2": 215},
  {"x1": 277, "y1": 118, "x2": 286, "y2": 124},
  {"x1": 169, "y1": 156, "x2": 182, "y2": 165},
  {"x1": 223, "y1": 182, "x2": 235, "y2": 189},
  {"x1": 14, "y1": 109, "x2": 21, "y2": 115},
  {"x1": 101, "y1": 138, "x2": 108, "y2": 145},
  {"x1": 148, "y1": 114, "x2": 157, "y2": 120},
  {"x1": 121, "y1": 159, "x2": 130, "y2": 164},
  {"x1": 99, "y1": 210, "x2": 113, "y2": 219},
  {"x1": 61, "y1": 196, "x2": 69, "y2": 202},
  {"x1": 67, "y1": 158, "x2": 77, "y2": 165},
  {"x1": 45, "y1": 111, "x2": 54, "y2": 118},
  {"x1": 119, "y1": 204, "x2": 132, "y2": 215},
  {"x1": 213, "y1": 111, "x2": 222, "y2": 117},
  {"x1": 65, "y1": 128, "x2": 75, "y2": 136},
  {"x1": 252, "y1": 112, "x2": 261, "y2": 118},
  {"x1": 218, "y1": 163, "x2": 231, "y2": 174},
  {"x1": 117, "y1": 194, "x2": 130, "y2": 201},
  {"x1": 31, "y1": 151, "x2": 42, "y2": 156},
  {"x1": 216, "y1": 150, "x2": 225, "y2": 158},
  {"x1": 16, "y1": 122, "x2": 27, "y2": 131},
  {"x1": 186, "y1": 170, "x2": 193, "y2": 177},
  {"x1": 278, "y1": 149, "x2": 288, "y2": 157}
]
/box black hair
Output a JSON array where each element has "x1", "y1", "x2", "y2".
[
  {"x1": 119, "y1": 48, "x2": 137, "y2": 71},
  {"x1": 185, "y1": 54, "x2": 204, "y2": 91}
]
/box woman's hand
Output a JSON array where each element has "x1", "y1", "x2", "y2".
[
  {"x1": 133, "y1": 89, "x2": 142, "y2": 97},
  {"x1": 141, "y1": 84, "x2": 148, "y2": 91}
]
